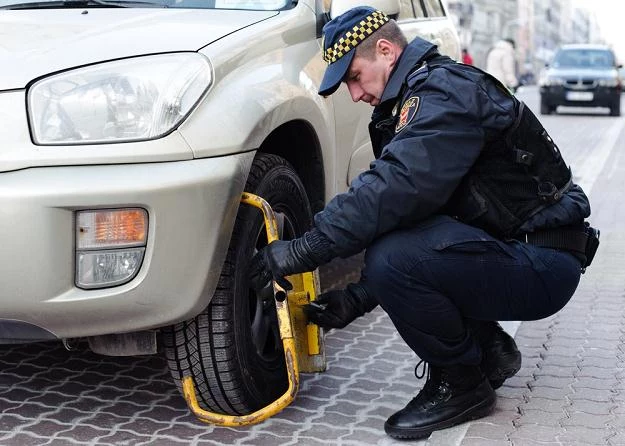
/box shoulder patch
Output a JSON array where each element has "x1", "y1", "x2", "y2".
[{"x1": 395, "y1": 96, "x2": 420, "y2": 133}]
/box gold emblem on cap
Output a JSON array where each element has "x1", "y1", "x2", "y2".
[{"x1": 323, "y1": 11, "x2": 390, "y2": 64}]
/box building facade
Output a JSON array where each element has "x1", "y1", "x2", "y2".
[{"x1": 446, "y1": 0, "x2": 599, "y2": 82}]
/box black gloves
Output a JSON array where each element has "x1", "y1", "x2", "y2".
[
  {"x1": 249, "y1": 229, "x2": 333, "y2": 291},
  {"x1": 303, "y1": 282, "x2": 378, "y2": 329}
]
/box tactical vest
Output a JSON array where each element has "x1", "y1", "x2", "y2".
[{"x1": 369, "y1": 56, "x2": 572, "y2": 239}]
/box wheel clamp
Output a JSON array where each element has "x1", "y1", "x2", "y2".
[{"x1": 182, "y1": 192, "x2": 326, "y2": 426}]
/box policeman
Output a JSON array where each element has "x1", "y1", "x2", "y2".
[{"x1": 249, "y1": 6, "x2": 595, "y2": 440}]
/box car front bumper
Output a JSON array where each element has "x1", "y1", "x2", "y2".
[
  {"x1": 0, "y1": 153, "x2": 253, "y2": 342},
  {"x1": 540, "y1": 85, "x2": 620, "y2": 108}
]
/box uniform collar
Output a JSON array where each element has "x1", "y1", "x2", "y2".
[{"x1": 379, "y1": 37, "x2": 438, "y2": 104}]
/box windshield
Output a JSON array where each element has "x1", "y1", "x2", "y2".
[
  {"x1": 0, "y1": 0, "x2": 289, "y2": 9},
  {"x1": 552, "y1": 49, "x2": 615, "y2": 69}
]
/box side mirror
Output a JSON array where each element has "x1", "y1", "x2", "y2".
[
  {"x1": 618, "y1": 63, "x2": 623, "y2": 69},
  {"x1": 330, "y1": 0, "x2": 400, "y2": 19}
]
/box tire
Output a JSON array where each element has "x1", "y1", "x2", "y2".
[
  {"x1": 540, "y1": 100, "x2": 552, "y2": 115},
  {"x1": 610, "y1": 101, "x2": 621, "y2": 117},
  {"x1": 162, "y1": 153, "x2": 313, "y2": 414}
]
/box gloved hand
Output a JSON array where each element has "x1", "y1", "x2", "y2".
[
  {"x1": 249, "y1": 230, "x2": 332, "y2": 291},
  {"x1": 303, "y1": 282, "x2": 378, "y2": 329}
]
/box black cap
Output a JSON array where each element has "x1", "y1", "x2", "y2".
[{"x1": 319, "y1": 6, "x2": 390, "y2": 96}]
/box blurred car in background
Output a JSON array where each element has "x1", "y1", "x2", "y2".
[{"x1": 539, "y1": 44, "x2": 622, "y2": 116}]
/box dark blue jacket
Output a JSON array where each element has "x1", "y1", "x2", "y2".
[{"x1": 311, "y1": 37, "x2": 590, "y2": 259}]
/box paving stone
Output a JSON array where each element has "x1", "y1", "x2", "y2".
[
  {"x1": 570, "y1": 400, "x2": 616, "y2": 415},
  {"x1": 0, "y1": 414, "x2": 31, "y2": 433},
  {"x1": 528, "y1": 369, "x2": 575, "y2": 390},
  {"x1": 526, "y1": 386, "x2": 571, "y2": 400},
  {"x1": 568, "y1": 388, "x2": 617, "y2": 403},
  {"x1": 508, "y1": 424, "x2": 562, "y2": 442},
  {"x1": 0, "y1": 432, "x2": 52, "y2": 446},
  {"x1": 577, "y1": 367, "x2": 622, "y2": 380},
  {"x1": 561, "y1": 412, "x2": 611, "y2": 429},
  {"x1": 339, "y1": 426, "x2": 387, "y2": 444},
  {"x1": 557, "y1": 426, "x2": 611, "y2": 445},
  {"x1": 517, "y1": 409, "x2": 565, "y2": 426},
  {"x1": 572, "y1": 377, "x2": 619, "y2": 390}
]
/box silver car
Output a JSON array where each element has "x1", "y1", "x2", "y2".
[{"x1": 0, "y1": 0, "x2": 459, "y2": 415}]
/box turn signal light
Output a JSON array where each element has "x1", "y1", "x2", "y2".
[{"x1": 77, "y1": 208, "x2": 147, "y2": 249}]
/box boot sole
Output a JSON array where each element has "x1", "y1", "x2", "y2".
[
  {"x1": 384, "y1": 393, "x2": 496, "y2": 440},
  {"x1": 488, "y1": 352, "x2": 522, "y2": 390}
]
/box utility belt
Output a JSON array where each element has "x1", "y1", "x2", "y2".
[{"x1": 513, "y1": 222, "x2": 600, "y2": 272}]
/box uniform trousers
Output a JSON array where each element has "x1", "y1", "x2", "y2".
[{"x1": 362, "y1": 215, "x2": 582, "y2": 366}]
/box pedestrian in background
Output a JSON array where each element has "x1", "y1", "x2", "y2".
[
  {"x1": 486, "y1": 38, "x2": 519, "y2": 91},
  {"x1": 250, "y1": 6, "x2": 597, "y2": 440},
  {"x1": 461, "y1": 47, "x2": 473, "y2": 65}
]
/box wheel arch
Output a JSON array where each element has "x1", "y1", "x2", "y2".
[{"x1": 257, "y1": 120, "x2": 326, "y2": 214}]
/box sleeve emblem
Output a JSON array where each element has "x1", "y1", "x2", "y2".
[{"x1": 395, "y1": 96, "x2": 420, "y2": 133}]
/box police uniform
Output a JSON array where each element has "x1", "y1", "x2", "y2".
[
  {"x1": 249, "y1": 6, "x2": 597, "y2": 440},
  {"x1": 311, "y1": 27, "x2": 591, "y2": 366}
]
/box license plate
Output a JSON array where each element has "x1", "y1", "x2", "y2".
[{"x1": 566, "y1": 91, "x2": 594, "y2": 101}]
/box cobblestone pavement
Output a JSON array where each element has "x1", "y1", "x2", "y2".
[{"x1": 2, "y1": 160, "x2": 625, "y2": 445}]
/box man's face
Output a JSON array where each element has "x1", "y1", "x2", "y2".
[{"x1": 344, "y1": 41, "x2": 397, "y2": 106}]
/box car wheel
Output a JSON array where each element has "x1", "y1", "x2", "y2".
[
  {"x1": 540, "y1": 100, "x2": 553, "y2": 115},
  {"x1": 610, "y1": 100, "x2": 621, "y2": 117},
  {"x1": 162, "y1": 153, "x2": 313, "y2": 414}
]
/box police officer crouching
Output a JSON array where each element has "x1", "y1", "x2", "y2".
[{"x1": 249, "y1": 6, "x2": 599, "y2": 440}]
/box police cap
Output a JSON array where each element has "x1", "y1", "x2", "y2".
[{"x1": 319, "y1": 6, "x2": 390, "y2": 96}]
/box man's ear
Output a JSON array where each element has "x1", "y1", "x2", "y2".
[{"x1": 376, "y1": 39, "x2": 399, "y2": 62}]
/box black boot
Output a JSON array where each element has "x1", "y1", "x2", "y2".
[
  {"x1": 474, "y1": 322, "x2": 522, "y2": 389},
  {"x1": 384, "y1": 363, "x2": 496, "y2": 440}
]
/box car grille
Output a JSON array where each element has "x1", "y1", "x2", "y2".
[{"x1": 565, "y1": 79, "x2": 597, "y2": 89}]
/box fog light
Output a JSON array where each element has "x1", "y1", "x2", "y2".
[
  {"x1": 76, "y1": 209, "x2": 148, "y2": 289},
  {"x1": 77, "y1": 248, "x2": 145, "y2": 289}
]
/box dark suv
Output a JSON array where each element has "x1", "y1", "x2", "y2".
[{"x1": 540, "y1": 44, "x2": 622, "y2": 116}]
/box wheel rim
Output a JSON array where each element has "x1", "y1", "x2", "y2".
[{"x1": 248, "y1": 209, "x2": 297, "y2": 363}]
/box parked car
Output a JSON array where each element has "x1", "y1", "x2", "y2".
[
  {"x1": 0, "y1": 0, "x2": 460, "y2": 416},
  {"x1": 539, "y1": 43, "x2": 622, "y2": 116}
]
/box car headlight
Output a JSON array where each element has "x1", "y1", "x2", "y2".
[
  {"x1": 598, "y1": 78, "x2": 619, "y2": 87},
  {"x1": 28, "y1": 53, "x2": 212, "y2": 145},
  {"x1": 540, "y1": 77, "x2": 565, "y2": 87}
]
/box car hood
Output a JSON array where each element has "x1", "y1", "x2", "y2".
[
  {"x1": 0, "y1": 9, "x2": 277, "y2": 90},
  {"x1": 546, "y1": 67, "x2": 618, "y2": 80}
]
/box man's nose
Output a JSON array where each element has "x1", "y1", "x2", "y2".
[{"x1": 347, "y1": 82, "x2": 364, "y2": 102}]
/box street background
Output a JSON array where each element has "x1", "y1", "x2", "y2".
[{"x1": 1, "y1": 87, "x2": 624, "y2": 445}]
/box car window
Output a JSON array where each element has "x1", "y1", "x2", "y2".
[
  {"x1": 553, "y1": 49, "x2": 615, "y2": 69},
  {"x1": 398, "y1": 0, "x2": 425, "y2": 19},
  {"x1": 422, "y1": 0, "x2": 444, "y2": 17}
]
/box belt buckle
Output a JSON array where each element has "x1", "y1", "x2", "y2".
[{"x1": 525, "y1": 233, "x2": 529, "y2": 243}]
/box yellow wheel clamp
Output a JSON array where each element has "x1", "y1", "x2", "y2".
[{"x1": 182, "y1": 192, "x2": 327, "y2": 426}]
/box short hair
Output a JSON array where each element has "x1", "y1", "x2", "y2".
[{"x1": 354, "y1": 20, "x2": 408, "y2": 60}]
